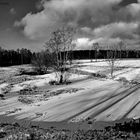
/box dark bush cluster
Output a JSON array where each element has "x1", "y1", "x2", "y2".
[
  {"x1": 112, "y1": 119, "x2": 140, "y2": 135},
  {"x1": 91, "y1": 73, "x2": 107, "y2": 78},
  {"x1": 18, "y1": 96, "x2": 34, "y2": 104},
  {"x1": 19, "y1": 86, "x2": 38, "y2": 95},
  {"x1": 49, "y1": 80, "x2": 71, "y2": 85},
  {"x1": 1, "y1": 119, "x2": 140, "y2": 139}
]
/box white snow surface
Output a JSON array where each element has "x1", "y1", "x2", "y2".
[
  {"x1": 1, "y1": 79, "x2": 140, "y2": 122},
  {"x1": 11, "y1": 73, "x2": 88, "y2": 92},
  {"x1": 0, "y1": 83, "x2": 8, "y2": 94},
  {"x1": 1, "y1": 60, "x2": 140, "y2": 122}
]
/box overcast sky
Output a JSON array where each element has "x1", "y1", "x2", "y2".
[{"x1": 0, "y1": 0, "x2": 140, "y2": 51}]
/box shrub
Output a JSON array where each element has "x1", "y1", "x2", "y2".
[
  {"x1": 130, "y1": 80, "x2": 139, "y2": 85},
  {"x1": 19, "y1": 86, "x2": 38, "y2": 95},
  {"x1": 0, "y1": 94, "x2": 5, "y2": 100},
  {"x1": 49, "y1": 80, "x2": 58, "y2": 85},
  {"x1": 18, "y1": 96, "x2": 33, "y2": 104},
  {"x1": 117, "y1": 77, "x2": 129, "y2": 83},
  {"x1": 91, "y1": 73, "x2": 107, "y2": 78},
  {"x1": 0, "y1": 132, "x2": 7, "y2": 138}
]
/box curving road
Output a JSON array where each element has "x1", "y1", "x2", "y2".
[{"x1": 1, "y1": 78, "x2": 140, "y2": 123}]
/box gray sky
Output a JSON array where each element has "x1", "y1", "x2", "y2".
[{"x1": 0, "y1": 0, "x2": 140, "y2": 51}]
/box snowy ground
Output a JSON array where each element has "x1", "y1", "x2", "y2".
[
  {"x1": 1, "y1": 59, "x2": 140, "y2": 124},
  {"x1": 75, "y1": 59, "x2": 140, "y2": 81}
]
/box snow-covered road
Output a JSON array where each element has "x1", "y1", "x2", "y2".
[
  {"x1": 1, "y1": 78, "x2": 140, "y2": 123},
  {"x1": 1, "y1": 60, "x2": 140, "y2": 123}
]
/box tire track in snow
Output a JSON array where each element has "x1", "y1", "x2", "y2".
[
  {"x1": 67, "y1": 85, "x2": 140, "y2": 122},
  {"x1": 35, "y1": 84, "x2": 137, "y2": 121},
  {"x1": 122, "y1": 101, "x2": 140, "y2": 119},
  {"x1": 90, "y1": 85, "x2": 140, "y2": 120}
]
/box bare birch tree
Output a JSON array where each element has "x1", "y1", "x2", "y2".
[
  {"x1": 106, "y1": 44, "x2": 119, "y2": 78},
  {"x1": 106, "y1": 41, "x2": 127, "y2": 78},
  {"x1": 45, "y1": 26, "x2": 75, "y2": 84}
]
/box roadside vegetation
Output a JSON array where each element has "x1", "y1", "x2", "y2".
[{"x1": 1, "y1": 119, "x2": 140, "y2": 139}]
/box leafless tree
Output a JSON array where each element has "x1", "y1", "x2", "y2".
[
  {"x1": 106, "y1": 41, "x2": 127, "y2": 78},
  {"x1": 45, "y1": 26, "x2": 75, "y2": 84},
  {"x1": 93, "y1": 42, "x2": 100, "y2": 62},
  {"x1": 89, "y1": 44, "x2": 93, "y2": 62},
  {"x1": 106, "y1": 44, "x2": 120, "y2": 78}
]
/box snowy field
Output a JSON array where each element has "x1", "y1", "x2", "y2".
[
  {"x1": 75, "y1": 59, "x2": 140, "y2": 81},
  {"x1": 1, "y1": 59, "x2": 140, "y2": 123}
]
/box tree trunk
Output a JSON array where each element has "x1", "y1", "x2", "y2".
[
  {"x1": 111, "y1": 68, "x2": 113, "y2": 78},
  {"x1": 111, "y1": 62, "x2": 114, "y2": 78},
  {"x1": 59, "y1": 73, "x2": 63, "y2": 84}
]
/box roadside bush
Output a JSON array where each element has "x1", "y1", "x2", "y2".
[
  {"x1": 49, "y1": 79, "x2": 71, "y2": 85},
  {"x1": 18, "y1": 96, "x2": 34, "y2": 104},
  {"x1": 130, "y1": 80, "x2": 140, "y2": 85},
  {"x1": 117, "y1": 77, "x2": 129, "y2": 84},
  {"x1": 0, "y1": 94, "x2": 5, "y2": 100},
  {"x1": 19, "y1": 86, "x2": 38, "y2": 95},
  {"x1": 0, "y1": 132, "x2": 7, "y2": 138},
  {"x1": 49, "y1": 80, "x2": 59, "y2": 85},
  {"x1": 91, "y1": 73, "x2": 107, "y2": 78},
  {"x1": 33, "y1": 65, "x2": 48, "y2": 75},
  {"x1": 1, "y1": 120, "x2": 140, "y2": 140}
]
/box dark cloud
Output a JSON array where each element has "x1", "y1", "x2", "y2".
[
  {"x1": 119, "y1": 0, "x2": 138, "y2": 7},
  {"x1": 14, "y1": 0, "x2": 140, "y2": 49}
]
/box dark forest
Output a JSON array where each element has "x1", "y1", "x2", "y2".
[{"x1": 0, "y1": 47, "x2": 140, "y2": 66}]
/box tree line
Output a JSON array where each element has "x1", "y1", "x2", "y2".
[
  {"x1": 0, "y1": 47, "x2": 33, "y2": 66},
  {"x1": 70, "y1": 49, "x2": 140, "y2": 60},
  {"x1": 1, "y1": 47, "x2": 140, "y2": 67}
]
